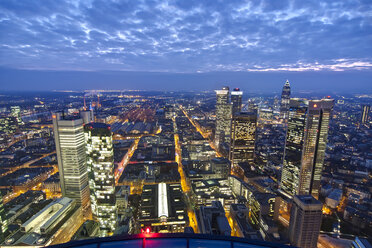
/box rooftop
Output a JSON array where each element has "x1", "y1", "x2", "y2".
[{"x1": 84, "y1": 122, "x2": 111, "y2": 130}]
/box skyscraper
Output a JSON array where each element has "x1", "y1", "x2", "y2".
[
  {"x1": 229, "y1": 112, "x2": 257, "y2": 168},
  {"x1": 80, "y1": 109, "x2": 95, "y2": 124},
  {"x1": 84, "y1": 123, "x2": 117, "y2": 236},
  {"x1": 10, "y1": 106, "x2": 23, "y2": 125},
  {"x1": 361, "y1": 104, "x2": 370, "y2": 124},
  {"x1": 0, "y1": 116, "x2": 18, "y2": 134},
  {"x1": 280, "y1": 80, "x2": 291, "y2": 121},
  {"x1": 280, "y1": 98, "x2": 334, "y2": 199},
  {"x1": 231, "y1": 88, "x2": 243, "y2": 115},
  {"x1": 53, "y1": 112, "x2": 90, "y2": 208},
  {"x1": 289, "y1": 195, "x2": 322, "y2": 248},
  {"x1": 280, "y1": 99, "x2": 307, "y2": 198},
  {"x1": 215, "y1": 86, "x2": 232, "y2": 147},
  {"x1": 0, "y1": 194, "x2": 8, "y2": 243}
]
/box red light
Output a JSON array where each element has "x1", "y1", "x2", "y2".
[
  {"x1": 141, "y1": 228, "x2": 144, "y2": 233},
  {"x1": 146, "y1": 227, "x2": 150, "y2": 234}
]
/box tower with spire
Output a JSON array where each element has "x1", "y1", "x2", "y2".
[{"x1": 280, "y1": 80, "x2": 291, "y2": 122}]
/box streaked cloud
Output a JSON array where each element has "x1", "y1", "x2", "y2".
[{"x1": 0, "y1": 0, "x2": 371, "y2": 72}]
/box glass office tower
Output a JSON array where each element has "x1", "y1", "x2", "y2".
[
  {"x1": 84, "y1": 123, "x2": 117, "y2": 237},
  {"x1": 229, "y1": 112, "x2": 257, "y2": 168},
  {"x1": 279, "y1": 80, "x2": 291, "y2": 122},
  {"x1": 231, "y1": 88, "x2": 243, "y2": 115},
  {"x1": 280, "y1": 98, "x2": 333, "y2": 199}
]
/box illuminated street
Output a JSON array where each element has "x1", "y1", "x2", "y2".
[
  {"x1": 180, "y1": 106, "x2": 223, "y2": 157},
  {"x1": 115, "y1": 138, "x2": 140, "y2": 184},
  {"x1": 2, "y1": 152, "x2": 57, "y2": 204},
  {"x1": 173, "y1": 132, "x2": 191, "y2": 193}
]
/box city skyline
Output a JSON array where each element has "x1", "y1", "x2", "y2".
[
  {"x1": 0, "y1": 0, "x2": 371, "y2": 247},
  {"x1": 0, "y1": 87, "x2": 370, "y2": 247}
]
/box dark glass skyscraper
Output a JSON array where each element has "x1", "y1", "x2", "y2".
[
  {"x1": 84, "y1": 123, "x2": 117, "y2": 237},
  {"x1": 231, "y1": 88, "x2": 243, "y2": 115},
  {"x1": 280, "y1": 80, "x2": 291, "y2": 121},
  {"x1": 229, "y1": 112, "x2": 257, "y2": 168},
  {"x1": 303, "y1": 99, "x2": 334, "y2": 198},
  {"x1": 280, "y1": 98, "x2": 334, "y2": 199}
]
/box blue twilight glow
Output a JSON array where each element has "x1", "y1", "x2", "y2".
[{"x1": 0, "y1": 0, "x2": 371, "y2": 91}]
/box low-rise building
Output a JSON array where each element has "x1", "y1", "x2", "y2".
[
  {"x1": 3, "y1": 197, "x2": 83, "y2": 247},
  {"x1": 197, "y1": 201, "x2": 231, "y2": 236},
  {"x1": 139, "y1": 183, "x2": 188, "y2": 233}
]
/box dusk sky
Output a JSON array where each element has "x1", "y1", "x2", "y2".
[{"x1": 0, "y1": 0, "x2": 371, "y2": 92}]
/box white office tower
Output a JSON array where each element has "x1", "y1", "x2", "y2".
[
  {"x1": 215, "y1": 86, "x2": 232, "y2": 148},
  {"x1": 52, "y1": 112, "x2": 90, "y2": 209}
]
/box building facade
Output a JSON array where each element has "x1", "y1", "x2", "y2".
[
  {"x1": 0, "y1": 194, "x2": 7, "y2": 243},
  {"x1": 280, "y1": 98, "x2": 334, "y2": 199},
  {"x1": 84, "y1": 123, "x2": 118, "y2": 236},
  {"x1": 361, "y1": 104, "x2": 370, "y2": 124},
  {"x1": 210, "y1": 157, "x2": 231, "y2": 179},
  {"x1": 215, "y1": 87, "x2": 232, "y2": 148},
  {"x1": 231, "y1": 88, "x2": 243, "y2": 115},
  {"x1": 80, "y1": 109, "x2": 95, "y2": 124},
  {"x1": 302, "y1": 99, "x2": 334, "y2": 198},
  {"x1": 0, "y1": 116, "x2": 18, "y2": 134},
  {"x1": 279, "y1": 80, "x2": 291, "y2": 122},
  {"x1": 10, "y1": 106, "x2": 23, "y2": 125},
  {"x1": 53, "y1": 112, "x2": 90, "y2": 208},
  {"x1": 229, "y1": 112, "x2": 257, "y2": 168},
  {"x1": 289, "y1": 195, "x2": 322, "y2": 248}
]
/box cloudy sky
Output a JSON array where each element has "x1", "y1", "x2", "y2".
[{"x1": 0, "y1": 0, "x2": 371, "y2": 91}]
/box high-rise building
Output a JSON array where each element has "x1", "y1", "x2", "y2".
[
  {"x1": 289, "y1": 195, "x2": 322, "y2": 248},
  {"x1": 280, "y1": 98, "x2": 334, "y2": 199},
  {"x1": 10, "y1": 106, "x2": 23, "y2": 125},
  {"x1": 280, "y1": 99, "x2": 307, "y2": 198},
  {"x1": 279, "y1": 80, "x2": 291, "y2": 121},
  {"x1": 84, "y1": 123, "x2": 117, "y2": 236},
  {"x1": 53, "y1": 112, "x2": 90, "y2": 208},
  {"x1": 0, "y1": 116, "x2": 18, "y2": 134},
  {"x1": 80, "y1": 109, "x2": 95, "y2": 124},
  {"x1": 231, "y1": 88, "x2": 243, "y2": 115},
  {"x1": 361, "y1": 104, "x2": 370, "y2": 124},
  {"x1": 229, "y1": 112, "x2": 257, "y2": 168},
  {"x1": 0, "y1": 194, "x2": 8, "y2": 243},
  {"x1": 215, "y1": 87, "x2": 232, "y2": 147}
]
